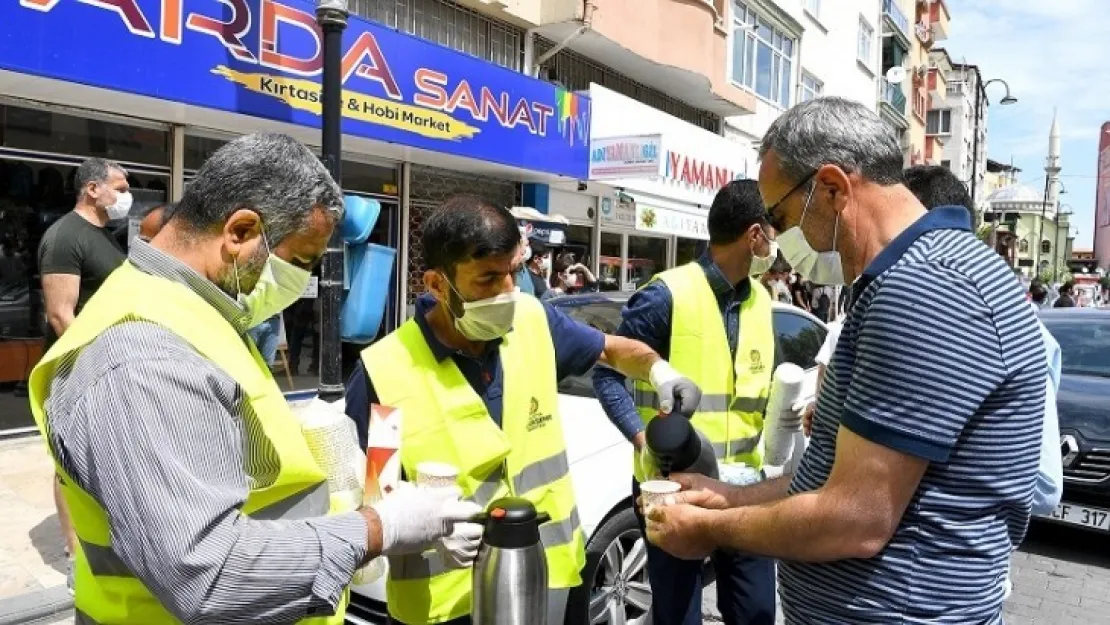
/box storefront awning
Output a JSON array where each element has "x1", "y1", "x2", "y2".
[{"x1": 621, "y1": 193, "x2": 709, "y2": 241}]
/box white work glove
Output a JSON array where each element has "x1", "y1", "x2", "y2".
[
  {"x1": 649, "y1": 360, "x2": 702, "y2": 417},
  {"x1": 436, "y1": 521, "x2": 485, "y2": 569},
  {"x1": 780, "y1": 400, "x2": 808, "y2": 430},
  {"x1": 371, "y1": 482, "x2": 483, "y2": 555}
]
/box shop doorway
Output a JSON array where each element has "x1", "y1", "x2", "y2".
[{"x1": 0, "y1": 102, "x2": 171, "y2": 433}]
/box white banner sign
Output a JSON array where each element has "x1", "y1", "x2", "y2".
[
  {"x1": 635, "y1": 204, "x2": 709, "y2": 240},
  {"x1": 599, "y1": 196, "x2": 637, "y2": 228},
  {"x1": 589, "y1": 135, "x2": 663, "y2": 180}
]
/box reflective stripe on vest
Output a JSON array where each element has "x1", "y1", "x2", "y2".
[
  {"x1": 364, "y1": 294, "x2": 586, "y2": 625},
  {"x1": 631, "y1": 263, "x2": 775, "y2": 480},
  {"x1": 27, "y1": 264, "x2": 344, "y2": 625}
]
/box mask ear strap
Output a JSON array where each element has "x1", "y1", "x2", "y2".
[{"x1": 233, "y1": 255, "x2": 241, "y2": 297}]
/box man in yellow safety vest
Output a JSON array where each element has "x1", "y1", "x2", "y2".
[
  {"x1": 28, "y1": 133, "x2": 478, "y2": 625},
  {"x1": 344, "y1": 194, "x2": 703, "y2": 625},
  {"x1": 593, "y1": 180, "x2": 782, "y2": 625}
]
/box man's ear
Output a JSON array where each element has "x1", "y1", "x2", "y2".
[
  {"x1": 223, "y1": 209, "x2": 262, "y2": 259},
  {"x1": 814, "y1": 164, "x2": 853, "y2": 215}
]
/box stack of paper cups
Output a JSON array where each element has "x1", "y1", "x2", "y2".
[{"x1": 763, "y1": 363, "x2": 806, "y2": 467}]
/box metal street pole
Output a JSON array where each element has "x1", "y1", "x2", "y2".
[
  {"x1": 317, "y1": 0, "x2": 348, "y2": 402},
  {"x1": 968, "y1": 72, "x2": 1016, "y2": 252},
  {"x1": 1038, "y1": 172, "x2": 1050, "y2": 281}
]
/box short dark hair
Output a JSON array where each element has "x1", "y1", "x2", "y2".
[
  {"x1": 1030, "y1": 283, "x2": 1048, "y2": 304},
  {"x1": 174, "y1": 133, "x2": 343, "y2": 242},
  {"x1": 903, "y1": 166, "x2": 974, "y2": 213},
  {"x1": 422, "y1": 195, "x2": 520, "y2": 276},
  {"x1": 75, "y1": 158, "x2": 126, "y2": 196},
  {"x1": 707, "y1": 179, "x2": 767, "y2": 245}
]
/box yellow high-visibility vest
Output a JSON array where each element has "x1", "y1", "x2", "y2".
[
  {"x1": 363, "y1": 294, "x2": 585, "y2": 625},
  {"x1": 632, "y1": 262, "x2": 775, "y2": 482},
  {"x1": 28, "y1": 262, "x2": 349, "y2": 625}
]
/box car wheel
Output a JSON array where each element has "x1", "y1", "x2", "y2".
[{"x1": 565, "y1": 506, "x2": 652, "y2": 625}]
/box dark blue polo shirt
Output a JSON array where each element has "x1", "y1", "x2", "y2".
[
  {"x1": 780, "y1": 206, "x2": 1046, "y2": 624},
  {"x1": 344, "y1": 293, "x2": 605, "y2": 449}
]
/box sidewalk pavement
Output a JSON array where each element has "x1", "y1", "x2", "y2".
[{"x1": 0, "y1": 434, "x2": 72, "y2": 623}]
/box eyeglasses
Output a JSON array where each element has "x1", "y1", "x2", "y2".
[{"x1": 763, "y1": 170, "x2": 817, "y2": 226}]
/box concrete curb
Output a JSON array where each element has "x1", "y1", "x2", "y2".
[{"x1": 0, "y1": 586, "x2": 73, "y2": 625}]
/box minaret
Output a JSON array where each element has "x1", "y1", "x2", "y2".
[{"x1": 1046, "y1": 109, "x2": 1062, "y2": 208}]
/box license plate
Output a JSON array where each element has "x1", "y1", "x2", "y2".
[{"x1": 1047, "y1": 502, "x2": 1110, "y2": 531}]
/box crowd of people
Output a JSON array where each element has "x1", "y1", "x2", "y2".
[{"x1": 25, "y1": 96, "x2": 1073, "y2": 625}]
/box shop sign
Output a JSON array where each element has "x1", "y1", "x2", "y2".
[
  {"x1": 664, "y1": 151, "x2": 742, "y2": 196},
  {"x1": 635, "y1": 204, "x2": 709, "y2": 241},
  {"x1": 519, "y1": 220, "x2": 567, "y2": 246},
  {"x1": 589, "y1": 135, "x2": 662, "y2": 179},
  {"x1": 600, "y1": 196, "x2": 636, "y2": 228},
  {"x1": 1, "y1": 0, "x2": 591, "y2": 179}
]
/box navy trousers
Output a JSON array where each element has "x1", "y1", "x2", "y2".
[{"x1": 632, "y1": 480, "x2": 776, "y2": 625}]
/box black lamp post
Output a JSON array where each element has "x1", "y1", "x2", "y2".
[
  {"x1": 968, "y1": 72, "x2": 1016, "y2": 250},
  {"x1": 316, "y1": 0, "x2": 348, "y2": 401}
]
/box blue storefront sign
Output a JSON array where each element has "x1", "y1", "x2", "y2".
[{"x1": 0, "y1": 0, "x2": 591, "y2": 179}]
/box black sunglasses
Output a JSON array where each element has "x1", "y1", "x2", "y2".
[{"x1": 763, "y1": 170, "x2": 818, "y2": 226}]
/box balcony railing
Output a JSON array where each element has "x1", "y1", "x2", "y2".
[
  {"x1": 883, "y1": 0, "x2": 911, "y2": 38},
  {"x1": 881, "y1": 78, "x2": 907, "y2": 115}
]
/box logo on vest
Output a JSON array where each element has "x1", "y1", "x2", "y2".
[
  {"x1": 749, "y1": 349, "x2": 765, "y2": 374},
  {"x1": 526, "y1": 397, "x2": 553, "y2": 432}
]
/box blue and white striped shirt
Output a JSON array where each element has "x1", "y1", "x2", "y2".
[{"x1": 780, "y1": 207, "x2": 1046, "y2": 624}]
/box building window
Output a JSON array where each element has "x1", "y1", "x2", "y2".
[
  {"x1": 1041, "y1": 240, "x2": 1052, "y2": 254},
  {"x1": 805, "y1": 0, "x2": 821, "y2": 17},
  {"x1": 926, "y1": 109, "x2": 952, "y2": 134},
  {"x1": 857, "y1": 17, "x2": 874, "y2": 64},
  {"x1": 941, "y1": 159, "x2": 951, "y2": 169},
  {"x1": 731, "y1": 1, "x2": 795, "y2": 107},
  {"x1": 1019, "y1": 239, "x2": 1030, "y2": 253},
  {"x1": 799, "y1": 72, "x2": 824, "y2": 103}
]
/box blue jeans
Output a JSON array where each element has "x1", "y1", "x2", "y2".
[
  {"x1": 632, "y1": 479, "x2": 776, "y2": 625},
  {"x1": 247, "y1": 315, "x2": 281, "y2": 366}
]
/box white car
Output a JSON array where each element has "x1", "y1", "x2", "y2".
[{"x1": 343, "y1": 294, "x2": 827, "y2": 625}]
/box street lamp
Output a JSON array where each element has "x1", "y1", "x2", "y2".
[
  {"x1": 316, "y1": 0, "x2": 349, "y2": 401},
  {"x1": 969, "y1": 73, "x2": 1017, "y2": 249}
]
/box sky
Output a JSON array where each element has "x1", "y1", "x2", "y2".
[{"x1": 946, "y1": 0, "x2": 1109, "y2": 249}]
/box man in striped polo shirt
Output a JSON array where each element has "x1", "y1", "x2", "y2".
[{"x1": 645, "y1": 97, "x2": 1046, "y2": 624}]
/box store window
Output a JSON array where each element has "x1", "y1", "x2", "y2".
[
  {"x1": 0, "y1": 106, "x2": 170, "y2": 432},
  {"x1": 627, "y1": 235, "x2": 667, "y2": 291},
  {"x1": 560, "y1": 224, "x2": 594, "y2": 268},
  {"x1": 1, "y1": 106, "x2": 170, "y2": 167},
  {"x1": 731, "y1": 2, "x2": 795, "y2": 108},
  {"x1": 676, "y1": 238, "x2": 703, "y2": 267},
  {"x1": 598, "y1": 231, "x2": 622, "y2": 292}
]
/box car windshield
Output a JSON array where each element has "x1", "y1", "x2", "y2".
[{"x1": 1042, "y1": 318, "x2": 1110, "y2": 378}]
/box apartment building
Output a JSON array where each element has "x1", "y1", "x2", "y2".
[
  {"x1": 723, "y1": 0, "x2": 883, "y2": 145},
  {"x1": 878, "y1": 0, "x2": 950, "y2": 165},
  {"x1": 929, "y1": 61, "x2": 990, "y2": 208}
]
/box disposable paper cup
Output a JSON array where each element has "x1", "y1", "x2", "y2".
[
  {"x1": 640, "y1": 480, "x2": 681, "y2": 511},
  {"x1": 416, "y1": 462, "x2": 459, "y2": 489}
]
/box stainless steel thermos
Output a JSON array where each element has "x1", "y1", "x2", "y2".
[{"x1": 471, "y1": 497, "x2": 550, "y2": 625}]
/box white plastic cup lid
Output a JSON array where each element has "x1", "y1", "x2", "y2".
[{"x1": 640, "y1": 480, "x2": 681, "y2": 494}]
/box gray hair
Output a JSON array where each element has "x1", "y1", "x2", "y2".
[
  {"x1": 75, "y1": 158, "x2": 126, "y2": 196},
  {"x1": 174, "y1": 133, "x2": 343, "y2": 242},
  {"x1": 759, "y1": 97, "x2": 904, "y2": 185}
]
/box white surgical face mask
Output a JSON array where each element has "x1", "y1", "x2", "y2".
[
  {"x1": 749, "y1": 230, "x2": 779, "y2": 277},
  {"x1": 236, "y1": 230, "x2": 312, "y2": 328},
  {"x1": 446, "y1": 280, "x2": 519, "y2": 342},
  {"x1": 776, "y1": 183, "x2": 845, "y2": 286},
  {"x1": 105, "y1": 190, "x2": 133, "y2": 220}
]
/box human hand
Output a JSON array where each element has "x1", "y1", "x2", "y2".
[
  {"x1": 669, "y1": 473, "x2": 735, "y2": 510},
  {"x1": 645, "y1": 500, "x2": 716, "y2": 560},
  {"x1": 649, "y1": 361, "x2": 702, "y2": 416},
  {"x1": 801, "y1": 401, "x2": 816, "y2": 437},
  {"x1": 371, "y1": 483, "x2": 482, "y2": 555},
  {"x1": 436, "y1": 521, "x2": 484, "y2": 569}
]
